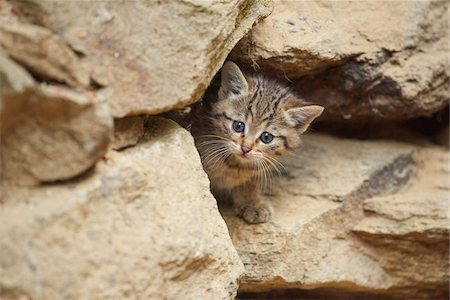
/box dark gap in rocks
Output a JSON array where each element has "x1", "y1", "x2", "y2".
[
  {"x1": 64, "y1": 44, "x2": 86, "y2": 59},
  {"x1": 237, "y1": 287, "x2": 397, "y2": 300},
  {"x1": 405, "y1": 104, "x2": 449, "y2": 147},
  {"x1": 237, "y1": 284, "x2": 449, "y2": 300},
  {"x1": 7, "y1": 57, "x2": 67, "y2": 86},
  {"x1": 68, "y1": 46, "x2": 87, "y2": 59},
  {"x1": 313, "y1": 105, "x2": 449, "y2": 148},
  {"x1": 27, "y1": 72, "x2": 66, "y2": 86},
  {"x1": 89, "y1": 77, "x2": 106, "y2": 90}
]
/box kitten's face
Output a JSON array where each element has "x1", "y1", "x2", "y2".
[{"x1": 205, "y1": 62, "x2": 324, "y2": 167}]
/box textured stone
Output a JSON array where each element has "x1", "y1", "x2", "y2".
[
  {"x1": 13, "y1": 0, "x2": 272, "y2": 117},
  {"x1": 111, "y1": 116, "x2": 144, "y2": 151},
  {"x1": 230, "y1": 0, "x2": 449, "y2": 120},
  {"x1": 0, "y1": 16, "x2": 90, "y2": 87},
  {"x1": 0, "y1": 118, "x2": 244, "y2": 300},
  {"x1": 0, "y1": 53, "x2": 35, "y2": 93},
  {"x1": 1, "y1": 84, "x2": 112, "y2": 186},
  {"x1": 223, "y1": 134, "x2": 449, "y2": 299}
]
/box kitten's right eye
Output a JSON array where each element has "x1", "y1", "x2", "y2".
[{"x1": 232, "y1": 120, "x2": 245, "y2": 133}]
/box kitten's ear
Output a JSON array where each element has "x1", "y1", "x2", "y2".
[
  {"x1": 282, "y1": 100, "x2": 324, "y2": 133},
  {"x1": 218, "y1": 61, "x2": 249, "y2": 100}
]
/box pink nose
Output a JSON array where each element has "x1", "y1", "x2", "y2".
[{"x1": 241, "y1": 144, "x2": 252, "y2": 154}]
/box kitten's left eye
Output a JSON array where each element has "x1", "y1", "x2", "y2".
[{"x1": 260, "y1": 132, "x2": 274, "y2": 144}]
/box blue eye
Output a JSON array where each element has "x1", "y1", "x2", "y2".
[
  {"x1": 260, "y1": 132, "x2": 274, "y2": 144},
  {"x1": 232, "y1": 121, "x2": 245, "y2": 133}
]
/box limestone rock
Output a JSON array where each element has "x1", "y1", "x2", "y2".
[
  {"x1": 351, "y1": 147, "x2": 449, "y2": 298},
  {"x1": 230, "y1": 1, "x2": 449, "y2": 120},
  {"x1": 0, "y1": 53, "x2": 35, "y2": 93},
  {"x1": 0, "y1": 118, "x2": 244, "y2": 300},
  {"x1": 111, "y1": 116, "x2": 144, "y2": 151},
  {"x1": 13, "y1": 0, "x2": 272, "y2": 117},
  {"x1": 0, "y1": 17, "x2": 90, "y2": 87},
  {"x1": 1, "y1": 84, "x2": 113, "y2": 186},
  {"x1": 222, "y1": 134, "x2": 449, "y2": 299}
]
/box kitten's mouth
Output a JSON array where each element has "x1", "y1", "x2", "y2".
[{"x1": 234, "y1": 152, "x2": 253, "y2": 162}]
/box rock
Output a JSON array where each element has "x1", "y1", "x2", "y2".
[
  {"x1": 0, "y1": 53, "x2": 35, "y2": 93},
  {"x1": 111, "y1": 116, "x2": 144, "y2": 151},
  {"x1": 0, "y1": 118, "x2": 244, "y2": 300},
  {"x1": 0, "y1": 17, "x2": 90, "y2": 87},
  {"x1": 1, "y1": 84, "x2": 112, "y2": 186},
  {"x1": 351, "y1": 147, "x2": 449, "y2": 298},
  {"x1": 230, "y1": 1, "x2": 449, "y2": 120},
  {"x1": 11, "y1": 0, "x2": 272, "y2": 117},
  {"x1": 222, "y1": 134, "x2": 449, "y2": 299}
]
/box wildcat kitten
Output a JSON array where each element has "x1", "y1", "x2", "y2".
[{"x1": 192, "y1": 62, "x2": 323, "y2": 224}]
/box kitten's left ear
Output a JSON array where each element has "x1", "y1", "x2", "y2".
[
  {"x1": 218, "y1": 61, "x2": 249, "y2": 100},
  {"x1": 283, "y1": 100, "x2": 324, "y2": 133}
]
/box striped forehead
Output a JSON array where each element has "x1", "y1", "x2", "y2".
[{"x1": 242, "y1": 77, "x2": 290, "y2": 126}]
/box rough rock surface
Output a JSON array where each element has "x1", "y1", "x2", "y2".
[
  {"x1": 0, "y1": 118, "x2": 244, "y2": 300},
  {"x1": 111, "y1": 116, "x2": 144, "y2": 151},
  {"x1": 0, "y1": 16, "x2": 90, "y2": 87},
  {"x1": 230, "y1": 1, "x2": 449, "y2": 120},
  {"x1": 0, "y1": 53, "x2": 34, "y2": 93},
  {"x1": 1, "y1": 83, "x2": 113, "y2": 186},
  {"x1": 10, "y1": 0, "x2": 272, "y2": 117},
  {"x1": 222, "y1": 134, "x2": 449, "y2": 299}
]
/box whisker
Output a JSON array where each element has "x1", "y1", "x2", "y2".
[
  {"x1": 254, "y1": 153, "x2": 285, "y2": 177},
  {"x1": 262, "y1": 153, "x2": 286, "y2": 170},
  {"x1": 201, "y1": 145, "x2": 231, "y2": 170},
  {"x1": 201, "y1": 146, "x2": 226, "y2": 164}
]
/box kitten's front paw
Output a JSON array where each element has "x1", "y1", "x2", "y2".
[{"x1": 235, "y1": 203, "x2": 272, "y2": 224}]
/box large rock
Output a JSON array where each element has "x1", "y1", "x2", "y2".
[
  {"x1": 0, "y1": 16, "x2": 90, "y2": 87},
  {"x1": 222, "y1": 134, "x2": 449, "y2": 299},
  {"x1": 230, "y1": 1, "x2": 449, "y2": 120},
  {"x1": 0, "y1": 118, "x2": 244, "y2": 300},
  {"x1": 10, "y1": 0, "x2": 272, "y2": 117},
  {"x1": 1, "y1": 80, "x2": 113, "y2": 186}
]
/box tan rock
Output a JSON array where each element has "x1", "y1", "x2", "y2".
[
  {"x1": 351, "y1": 147, "x2": 449, "y2": 298},
  {"x1": 111, "y1": 116, "x2": 144, "y2": 151},
  {"x1": 12, "y1": 0, "x2": 272, "y2": 117},
  {"x1": 0, "y1": 118, "x2": 244, "y2": 300},
  {"x1": 0, "y1": 17, "x2": 90, "y2": 87},
  {"x1": 230, "y1": 1, "x2": 449, "y2": 120},
  {"x1": 222, "y1": 134, "x2": 449, "y2": 299},
  {"x1": 0, "y1": 53, "x2": 35, "y2": 93},
  {"x1": 1, "y1": 84, "x2": 112, "y2": 186}
]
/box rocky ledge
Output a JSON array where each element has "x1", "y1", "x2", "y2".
[{"x1": 223, "y1": 134, "x2": 449, "y2": 299}]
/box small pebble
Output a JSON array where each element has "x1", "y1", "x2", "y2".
[
  {"x1": 300, "y1": 15, "x2": 308, "y2": 21},
  {"x1": 286, "y1": 19, "x2": 296, "y2": 26},
  {"x1": 288, "y1": 29, "x2": 298, "y2": 33}
]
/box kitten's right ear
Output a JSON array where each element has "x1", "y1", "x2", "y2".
[{"x1": 218, "y1": 61, "x2": 249, "y2": 100}]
